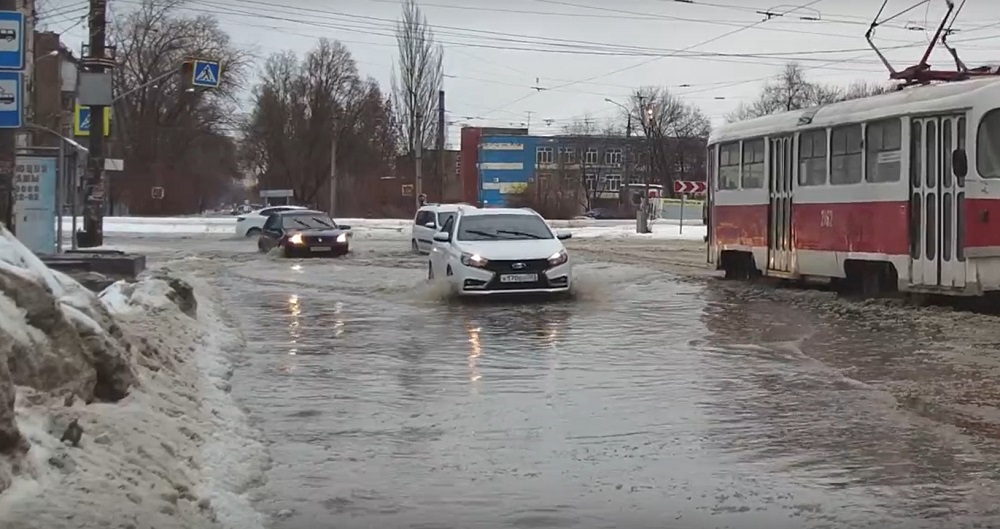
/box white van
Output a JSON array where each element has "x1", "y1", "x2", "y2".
[{"x1": 411, "y1": 203, "x2": 475, "y2": 253}]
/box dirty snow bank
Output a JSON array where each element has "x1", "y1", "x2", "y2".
[{"x1": 0, "y1": 227, "x2": 265, "y2": 529}]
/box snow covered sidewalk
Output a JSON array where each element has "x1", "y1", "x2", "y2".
[{"x1": 0, "y1": 227, "x2": 265, "y2": 529}]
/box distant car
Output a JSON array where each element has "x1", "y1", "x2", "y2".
[
  {"x1": 257, "y1": 210, "x2": 352, "y2": 257},
  {"x1": 235, "y1": 205, "x2": 307, "y2": 237},
  {"x1": 428, "y1": 207, "x2": 573, "y2": 297},
  {"x1": 583, "y1": 208, "x2": 616, "y2": 220},
  {"x1": 411, "y1": 203, "x2": 476, "y2": 254}
]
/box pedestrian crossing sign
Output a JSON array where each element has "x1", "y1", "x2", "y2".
[
  {"x1": 73, "y1": 102, "x2": 111, "y2": 137},
  {"x1": 191, "y1": 59, "x2": 221, "y2": 88}
]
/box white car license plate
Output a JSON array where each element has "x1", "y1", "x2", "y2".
[
  {"x1": 500, "y1": 273, "x2": 538, "y2": 283},
  {"x1": 311, "y1": 246, "x2": 331, "y2": 252}
]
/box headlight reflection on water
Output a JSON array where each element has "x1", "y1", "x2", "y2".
[
  {"x1": 287, "y1": 294, "x2": 301, "y2": 356},
  {"x1": 468, "y1": 326, "x2": 482, "y2": 383}
]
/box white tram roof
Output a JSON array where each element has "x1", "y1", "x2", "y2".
[{"x1": 709, "y1": 77, "x2": 1000, "y2": 145}]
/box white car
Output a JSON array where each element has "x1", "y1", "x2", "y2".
[
  {"x1": 411, "y1": 203, "x2": 475, "y2": 253},
  {"x1": 428, "y1": 207, "x2": 573, "y2": 296},
  {"x1": 235, "y1": 205, "x2": 307, "y2": 237}
]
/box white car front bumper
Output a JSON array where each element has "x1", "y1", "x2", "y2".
[{"x1": 450, "y1": 259, "x2": 572, "y2": 296}]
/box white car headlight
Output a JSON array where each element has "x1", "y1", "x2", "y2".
[
  {"x1": 461, "y1": 252, "x2": 489, "y2": 268},
  {"x1": 548, "y1": 250, "x2": 568, "y2": 266},
  {"x1": 288, "y1": 233, "x2": 304, "y2": 245},
  {"x1": 336, "y1": 233, "x2": 347, "y2": 243}
]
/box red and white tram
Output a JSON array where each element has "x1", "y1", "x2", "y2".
[{"x1": 706, "y1": 77, "x2": 1000, "y2": 296}]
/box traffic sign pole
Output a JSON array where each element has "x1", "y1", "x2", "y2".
[{"x1": 79, "y1": 0, "x2": 111, "y2": 248}]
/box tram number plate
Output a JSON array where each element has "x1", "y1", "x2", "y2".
[
  {"x1": 311, "y1": 246, "x2": 331, "y2": 252},
  {"x1": 500, "y1": 273, "x2": 538, "y2": 283}
]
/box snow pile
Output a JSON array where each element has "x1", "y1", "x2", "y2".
[
  {"x1": 569, "y1": 222, "x2": 707, "y2": 240},
  {"x1": 0, "y1": 227, "x2": 265, "y2": 529}
]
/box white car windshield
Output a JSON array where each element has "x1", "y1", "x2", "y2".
[{"x1": 457, "y1": 214, "x2": 553, "y2": 241}]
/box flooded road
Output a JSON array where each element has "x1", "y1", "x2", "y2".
[{"x1": 112, "y1": 233, "x2": 1000, "y2": 528}]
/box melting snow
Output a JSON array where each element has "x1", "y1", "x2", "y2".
[{"x1": 0, "y1": 231, "x2": 266, "y2": 528}]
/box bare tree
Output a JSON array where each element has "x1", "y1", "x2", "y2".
[
  {"x1": 240, "y1": 40, "x2": 396, "y2": 215},
  {"x1": 626, "y1": 87, "x2": 710, "y2": 196},
  {"x1": 391, "y1": 0, "x2": 443, "y2": 154},
  {"x1": 728, "y1": 62, "x2": 897, "y2": 122},
  {"x1": 110, "y1": 0, "x2": 251, "y2": 214}
]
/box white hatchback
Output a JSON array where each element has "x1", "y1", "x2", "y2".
[
  {"x1": 411, "y1": 203, "x2": 474, "y2": 253},
  {"x1": 427, "y1": 208, "x2": 573, "y2": 296},
  {"x1": 235, "y1": 205, "x2": 307, "y2": 237}
]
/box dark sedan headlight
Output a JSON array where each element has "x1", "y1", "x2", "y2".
[
  {"x1": 461, "y1": 252, "x2": 489, "y2": 268},
  {"x1": 336, "y1": 233, "x2": 347, "y2": 243},
  {"x1": 548, "y1": 250, "x2": 568, "y2": 266},
  {"x1": 288, "y1": 233, "x2": 304, "y2": 245}
]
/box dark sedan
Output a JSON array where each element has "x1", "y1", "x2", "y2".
[{"x1": 257, "y1": 210, "x2": 352, "y2": 257}]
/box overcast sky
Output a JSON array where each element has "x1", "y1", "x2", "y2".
[{"x1": 40, "y1": 0, "x2": 1000, "y2": 146}]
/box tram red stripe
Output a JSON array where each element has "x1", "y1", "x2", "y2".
[
  {"x1": 713, "y1": 205, "x2": 767, "y2": 247},
  {"x1": 964, "y1": 199, "x2": 1000, "y2": 248},
  {"x1": 714, "y1": 202, "x2": 910, "y2": 255},
  {"x1": 793, "y1": 202, "x2": 910, "y2": 255}
]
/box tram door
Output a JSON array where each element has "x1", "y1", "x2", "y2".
[
  {"x1": 910, "y1": 115, "x2": 967, "y2": 289},
  {"x1": 707, "y1": 145, "x2": 716, "y2": 264},
  {"x1": 767, "y1": 136, "x2": 794, "y2": 272}
]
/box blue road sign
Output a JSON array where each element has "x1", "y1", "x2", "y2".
[
  {"x1": 191, "y1": 59, "x2": 221, "y2": 88},
  {"x1": 0, "y1": 11, "x2": 25, "y2": 70},
  {"x1": 79, "y1": 107, "x2": 90, "y2": 131},
  {"x1": 0, "y1": 71, "x2": 22, "y2": 128}
]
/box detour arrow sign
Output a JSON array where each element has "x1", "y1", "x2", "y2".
[{"x1": 673, "y1": 180, "x2": 707, "y2": 195}]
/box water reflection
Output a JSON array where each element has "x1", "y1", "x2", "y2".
[
  {"x1": 467, "y1": 325, "x2": 482, "y2": 383},
  {"x1": 287, "y1": 294, "x2": 301, "y2": 358}
]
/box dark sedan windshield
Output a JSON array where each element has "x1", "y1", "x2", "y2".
[
  {"x1": 456, "y1": 214, "x2": 553, "y2": 241},
  {"x1": 282, "y1": 215, "x2": 337, "y2": 230}
]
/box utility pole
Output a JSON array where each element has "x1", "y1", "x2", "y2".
[
  {"x1": 636, "y1": 95, "x2": 652, "y2": 234},
  {"x1": 623, "y1": 113, "x2": 632, "y2": 192},
  {"x1": 79, "y1": 0, "x2": 110, "y2": 248},
  {"x1": 414, "y1": 111, "x2": 422, "y2": 211},
  {"x1": 328, "y1": 136, "x2": 337, "y2": 216},
  {"x1": 0, "y1": 0, "x2": 15, "y2": 231},
  {"x1": 437, "y1": 90, "x2": 445, "y2": 201}
]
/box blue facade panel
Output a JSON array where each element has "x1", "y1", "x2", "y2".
[{"x1": 478, "y1": 135, "x2": 539, "y2": 207}]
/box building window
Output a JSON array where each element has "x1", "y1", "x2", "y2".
[
  {"x1": 741, "y1": 139, "x2": 765, "y2": 189},
  {"x1": 866, "y1": 118, "x2": 902, "y2": 182},
  {"x1": 605, "y1": 148, "x2": 623, "y2": 165},
  {"x1": 536, "y1": 146, "x2": 553, "y2": 164},
  {"x1": 628, "y1": 174, "x2": 642, "y2": 184},
  {"x1": 719, "y1": 142, "x2": 740, "y2": 190},
  {"x1": 584, "y1": 174, "x2": 597, "y2": 190},
  {"x1": 585, "y1": 148, "x2": 599, "y2": 165},
  {"x1": 831, "y1": 123, "x2": 863, "y2": 185},
  {"x1": 606, "y1": 174, "x2": 623, "y2": 192},
  {"x1": 798, "y1": 129, "x2": 827, "y2": 186},
  {"x1": 558, "y1": 147, "x2": 575, "y2": 164}
]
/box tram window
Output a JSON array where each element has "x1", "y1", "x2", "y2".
[
  {"x1": 943, "y1": 121, "x2": 953, "y2": 188},
  {"x1": 718, "y1": 142, "x2": 740, "y2": 189},
  {"x1": 865, "y1": 118, "x2": 902, "y2": 182},
  {"x1": 798, "y1": 129, "x2": 827, "y2": 186},
  {"x1": 741, "y1": 139, "x2": 765, "y2": 189},
  {"x1": 831, "y1": 124, "x2": 863, "y2": 185},
  {"x1": 977, "y1": 109, "x2": 1000, "y2": 178}
]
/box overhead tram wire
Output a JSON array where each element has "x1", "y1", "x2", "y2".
[{"x1": 477, "y1": 0, "x2": 827, "y2": 120}]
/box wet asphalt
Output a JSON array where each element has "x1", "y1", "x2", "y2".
[{"x1": 108, "y1": 232, "x2": 1000, "y2": 529}]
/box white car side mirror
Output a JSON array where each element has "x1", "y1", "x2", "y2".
[
  {"x1": 432, "y1": 232, "x2": 450, "y2": 242},
  {"x1": 556, "y1": 230, "x2": 572, "y2": 240}
]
